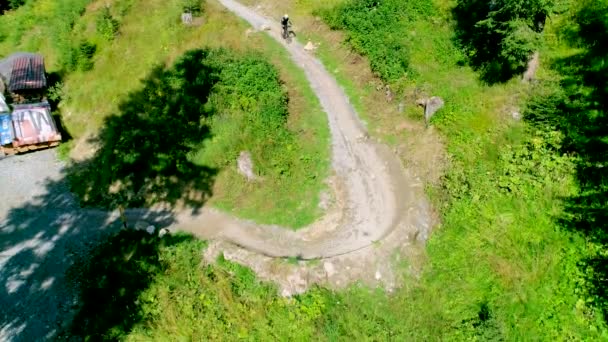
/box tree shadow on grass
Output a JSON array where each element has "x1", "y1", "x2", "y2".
[
  {"x1": 524, "y1": 1, "x2": 608, "y2": 323},
  {"x1": 63, "y1": 230, "x2": 197, "y2": 341},
  {"x1": 68, "y1": 49, "x2": 220, "y2": 212}
]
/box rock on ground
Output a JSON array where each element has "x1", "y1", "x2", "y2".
[{"x1": 237, "y1": 151, "x2": 257, "y2": 181}]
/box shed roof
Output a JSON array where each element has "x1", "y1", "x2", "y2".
[{"x1": 9, "y1": 54, "x2": 46, "y2": 92}]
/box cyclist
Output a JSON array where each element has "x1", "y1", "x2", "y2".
[{"x1": 281, "y1": 14, "x2": 291, "y2": 35}]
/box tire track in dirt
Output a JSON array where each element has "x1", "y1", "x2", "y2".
[{"x1": 157, "y1": 0, "x2": 432, "y2": 259}]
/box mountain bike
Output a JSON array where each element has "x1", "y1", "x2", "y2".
[{"x1": 282, "y1": 23, "x2": 296, "y2": 43}]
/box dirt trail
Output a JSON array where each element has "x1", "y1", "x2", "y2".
[{"x1": 143, "y1": 0, "x2": 432, "y2": 259}]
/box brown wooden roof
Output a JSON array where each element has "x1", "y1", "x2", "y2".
[{"x1": 9, "y1": 54, "x2": 46, "y2": 92}]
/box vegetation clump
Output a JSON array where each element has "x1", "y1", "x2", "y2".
[
  {"x1": 453, "y1": 0, "x2": 553, "y2": 82},
  {"x1": 318, "y1": 0, "x2": 433, "y2": 82}
]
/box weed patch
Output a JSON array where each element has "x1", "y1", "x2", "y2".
[{"x1": 317, "y1": 0, "x2": 433, "y2": 82}]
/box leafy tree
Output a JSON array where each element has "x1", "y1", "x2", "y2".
[{"x1": 454, "y1": 0, "x2": 553, "y2": 83}]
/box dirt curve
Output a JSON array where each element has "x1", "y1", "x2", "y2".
[{"x1": 142, "y1": 0, "x2": 433, "y2": 259}]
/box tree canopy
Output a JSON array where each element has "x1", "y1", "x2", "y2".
[{"x1": 454, "y1": 0, "x2": 553, "y2": 83}]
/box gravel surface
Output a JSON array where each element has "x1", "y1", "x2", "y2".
[{"x1": 0, "y1": 150, "x2": 123, "y2": 341}]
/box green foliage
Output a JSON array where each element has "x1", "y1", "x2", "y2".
[
  {"x1": 6, "y1": 0, "x2": 26, "y2": 10},
  {"x1": 454, "y1": 0, "x2": 553, "y2": 82},
  {"x1": 0, "y1": 1, "x2": 39, "y2": 47},
  {"x1": 523, "y1": 0, "x2": 608, "y2": 324},
  {"x1": 182, "y1": 0, "x2": 202, "y2": 16},
  {"x1": 75, "y1": 40, "x2": 96, "y2": 71},
  {"x1": 496, "y1": 129, "x2": 575, "y2": 195},
  {"x1": 69, "y1": 46, "x2": 327, "y2": 227},
  {"x1": 96, "y1": 6, "x2": 120, "y2": 40},
  {"x1": 319, "y1": 0, "x2": 434, "y2": 82},
  {"x1": 192, "y1": 49, "x2": 328, "y2": 227},
  {"x1": 314, "y1": 0, "x2": 606, "y2": 337},
  {"x1": 46, "y1": 82, "x2": 65, "y2": 103},
  {"x1": 48, "y1": 0, "x2": 95, "y2": 71},
  {"x1": 67, "y1": 230, "x2": 336, "y2": 340},
  {"x1": 67, "y1": 230, "x2": 187, "y2": 340}
]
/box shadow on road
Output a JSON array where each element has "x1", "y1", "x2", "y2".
[{"x1": 0, "y1": 50, "x2": 220, "y2": 340}]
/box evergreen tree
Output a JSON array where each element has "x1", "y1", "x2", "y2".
[{"x1": 454, "y1": 0, "x2": 553, "y2": 83}]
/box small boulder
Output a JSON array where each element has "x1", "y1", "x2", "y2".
[
  {"x1": 158, "y1": 228, "x2": 170, "y2": 238},
  {"x1": 181, "y1": 12, "x2": 193, "y2": 26},
  {"x1": 146, "y1": 225, "x2": 156, "y2": 235},
  {"x1": 511, "y1": 110, "x2": 522, "y2": 121},
  {"x1": 237, "y1": 151, "x2": 257, "y2": 181},
  {"x1": 260, "y1": 23, "x2": 271, "y2": 31},
  {"x1": 522, "y1": 51, "x2": 540, "y2": 83},
  {"x1": 417, "y1": 96, "x2": 444, "y2": 126},
  {"x1": 323, "y1": 262, "x2": 336, "y2": 277},
  {"x1": 304, "y1": 41, "x2": 316, "y2": 51}
]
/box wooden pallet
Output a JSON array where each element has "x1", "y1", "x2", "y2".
[{"x1": 0, "y1": 141, "x2": 60, "y2": 156}]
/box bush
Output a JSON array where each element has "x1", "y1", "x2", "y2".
[
  {"x1": 182, "y1": 0, "x2": 202, "y2": 16},
  {"x1": 76, "y1": 40, "x2": 97, "y2": 71},
  {"x1": 319, "y1": 0, "x2": 434, "y2": 82},
  {"x1": 453, "y1": 0, "x2": 553, "y2": 83},
  {"x1": 96, "y1": 6, "x2": 120, "y2": 40}
]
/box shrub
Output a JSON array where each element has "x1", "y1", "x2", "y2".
[
  {"x1": 96, "y1": 6, "x2": 120, "y2": 40},
  {"x1": 182, "y1": 0, "x2": 202, "y2": 16},
  {"x1": 453, "y1": 0, "x2": 553, "y2": 83},
  {"x1": 319, "y1": 0, "x2": 434, "y2": 82},
  {"x1": 77, "y1": 40, "x2": 97, "y2": 71}
]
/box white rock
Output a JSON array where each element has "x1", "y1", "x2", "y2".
[
  {"x1": 511, "y1": 110, "x2": 522, "y2": 120},
  {"x1": 237, "y1": 151, "x2": 257, "y2": 181},
  {"x1": 323, "y1": 262, "x2": 336, "y2": 277},
  {"x1": 375, "y1": 270, "x2": 382, "y2": 280},
  {"x1": 304, "y1": 41, "x2": 316, "y2": 51},
  {"x1": 146, "y1": 225, "x2": 156, "y2": 235},
  {"x1": 134, "y1": 221, "x2": 148, "y2": 231},
  {"x1": 260, "y1": 24, "x2": 271, "y2": 31},
  {"x1": 158, "y1": 228, "x2": 170, "y2": 238}
]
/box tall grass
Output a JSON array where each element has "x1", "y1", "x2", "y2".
[{"x1": 191, "y1": 49, "x2": 329, "y2": 227}]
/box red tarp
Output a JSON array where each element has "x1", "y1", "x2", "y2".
[{"x1": 9, "y1": 54, "x2": 46, "y2": 92}]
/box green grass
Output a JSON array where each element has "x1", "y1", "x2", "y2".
[
  {"x1": 190, "y1": 48, "x2": 329, "y2": 227},
  {"x1": 67, "y1": 230, "x2": 335, "y2": 340},
  {"x1": 322, "y1": 0, "x2": 605, "y2": 338}
]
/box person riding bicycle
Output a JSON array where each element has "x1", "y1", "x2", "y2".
[{"x1": 281, "y1": 14, "x2": 291, "y2": 33}]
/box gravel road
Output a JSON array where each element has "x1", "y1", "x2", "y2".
[{"x1": 0, "y1": 151, "x2": 128, "y2": 341}]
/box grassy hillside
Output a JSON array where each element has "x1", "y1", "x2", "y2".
[{"x1": 0, "y1": 0, "x2": 329, "y2": 227}]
